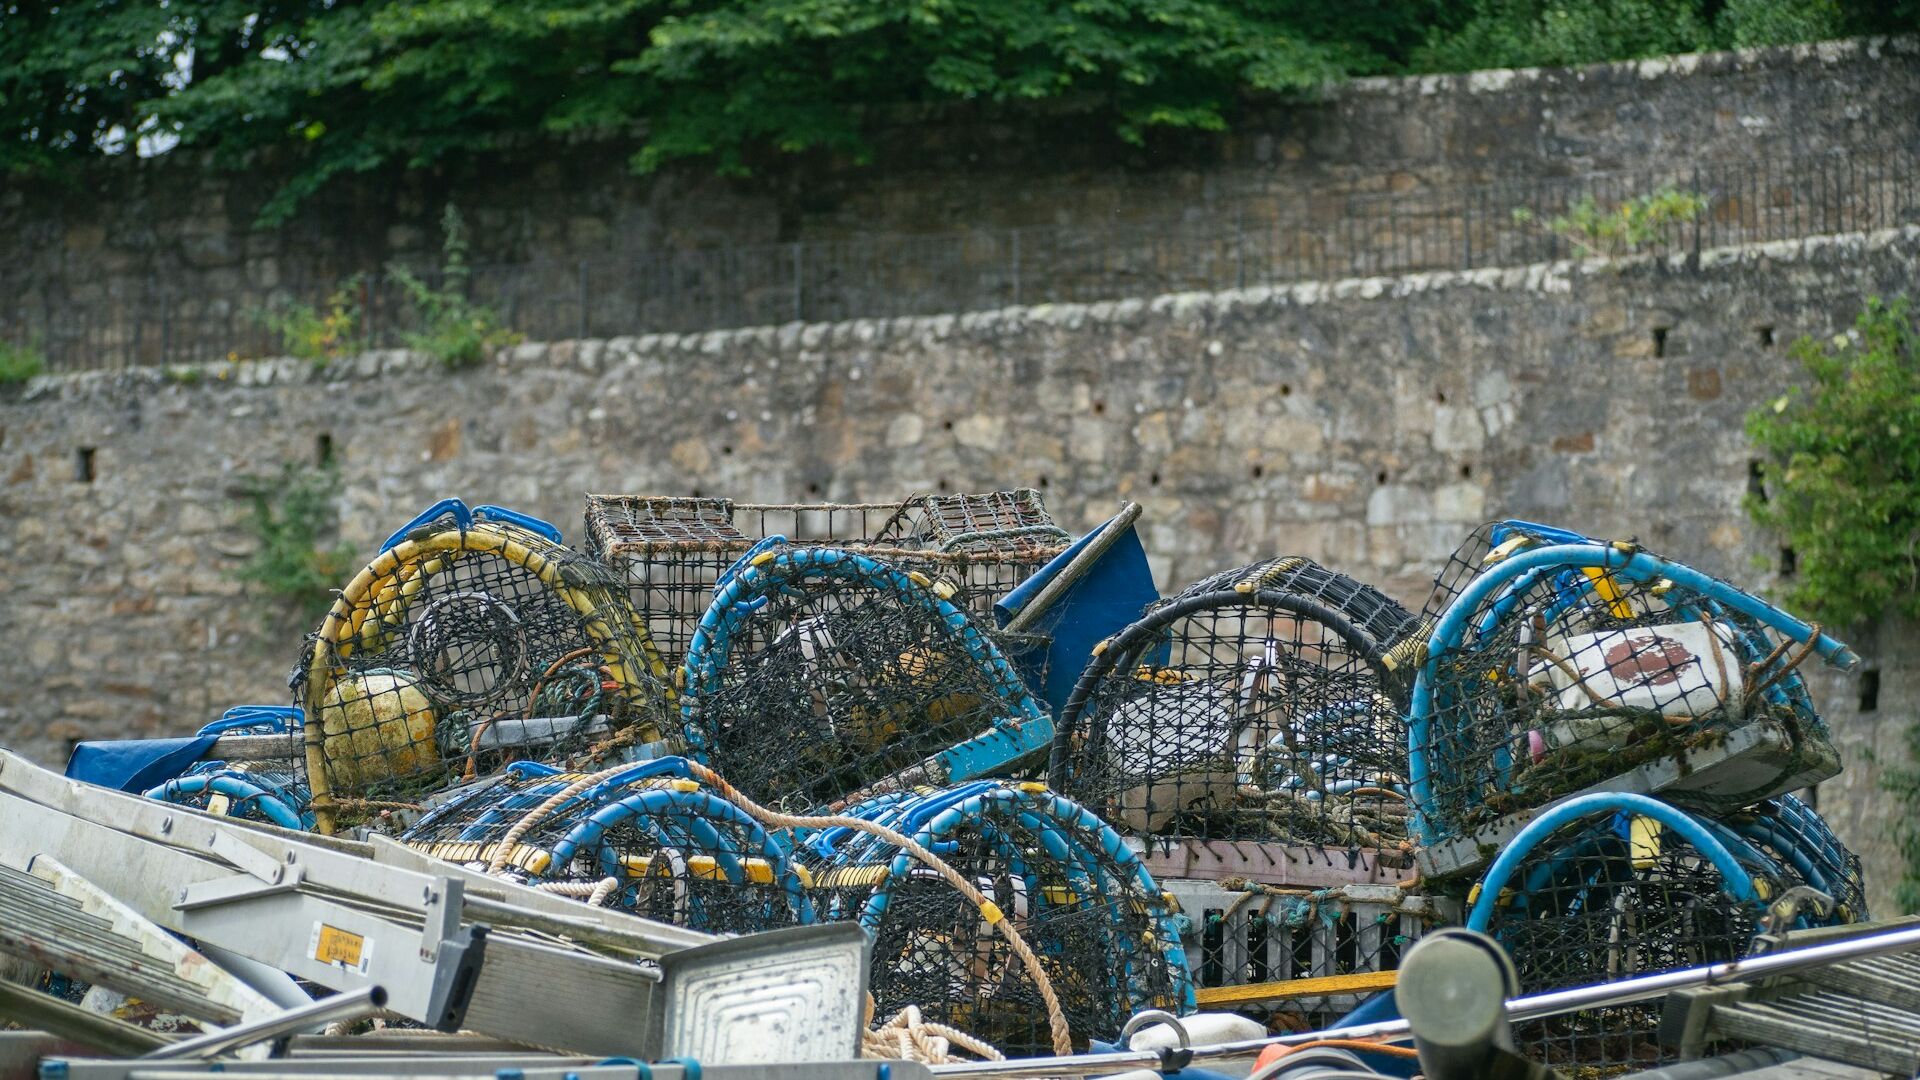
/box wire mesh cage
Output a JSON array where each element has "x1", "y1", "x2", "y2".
[
  {"x1": 293, "y1": 505, "x2": 675, "y2": 834},
  {"x1": 399, "y1": 757, "x2": 813, "y2": 934},
  {"x1": 1048, "y1": 558, "x2": 1414, "y2": 853},
  {"x1": 140, "y1": 707, "x2": 314, "y2": 830},
  {"x1": 1409, "y1": 521, "x2": 1853, "y2": 866},
  {"x1": 1465, "y1": 792, "x2": 1858, "y2": 1075},
  {"x1": 677, "y1": 545, "x2": 1055, "y2": 813},
  {"x1": 800, "y1": 781, "x2": 1193, "y2": 1057},
  {"x1": 583, "y1": 490, "x2": 1072, "y2": 664}
]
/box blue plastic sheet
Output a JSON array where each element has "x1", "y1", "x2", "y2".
[
  {"x1": 65, "y1": 736, "x2": 218, "y2": 793},
  {"x1": 994, "y1": 513, "x2": 1162, "y2": 716}
]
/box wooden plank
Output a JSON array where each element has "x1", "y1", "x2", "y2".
[{"x1": 1193, "y1": 969, "x2": 1398, "y2": 1008}]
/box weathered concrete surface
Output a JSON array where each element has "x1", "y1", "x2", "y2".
[{"x1": 3, "y1": 227, "x2": 1914, "y2": 911}]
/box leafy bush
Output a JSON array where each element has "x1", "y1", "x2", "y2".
[
  {"x1": 0, "y1": 338, "x2": 46, "y2": 384},
  {"x1": 262, "y1": 284, "x2": 361, "y2": 365},
  {"x1": 1416, "y1": 0, "x2": 1849, "y2": 72},
  {"x1": 1512, "y1": 186, "x2": 1708, "y2": 258},
  {"x1": 1745, "y1": 297, "x2": 1920, "y2": 627},
  {"x1": 390, "y1": 205, "x2": 521, "y2": 369},
  {"x1": 234, "y1": 463, "x2": 358, "y2": 625}
]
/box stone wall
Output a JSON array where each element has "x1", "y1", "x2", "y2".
[
  {"x1": 3, "y1": 225, "x2": 1916, "y2": 909},
  {"x1": 5, "y1": 38, "x2": 1917, "y2": 368}
]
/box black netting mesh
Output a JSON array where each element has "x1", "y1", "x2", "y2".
[
  {"x1": 399, "y1": 761, "x2": 811, "y2": 934},
  {"x1": 1478, "y1": 802, "x2": 1852, "y2": 1075},
  {"x1": 1415, "y1": 526, "x2": 1839, "y2": 845},
  {"x1": 1052, "y1": 559, "x2": 1410, "y2": 849},
  {"x1": 801, "y1": 783, "x2": 1191, "y2": 1057},
  {"x1": 679, "y1": 547, "x2": 1049, "y2": 813},
  {"x1": 293, "y1": 513, "x2": 673, "y2": 833},
  {"x1": 584, "y1": 490, "x2": 1070, "y2": 665}
]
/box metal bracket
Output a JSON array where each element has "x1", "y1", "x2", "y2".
[{"x1": 175, "y1": 831, "x2": 305, "y2": 911}]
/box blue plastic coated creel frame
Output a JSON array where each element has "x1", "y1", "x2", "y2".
[
  {"x1": 197, "y1": 705, "x2": 305, "y2": 737},
  {"x1": 142, "y1": 771, "x2": 312, "y2": 830},
  {"x1": 378, "y1": 498, "x2": 564, "y2": 553},
  {"x1": 678, "y1": 546, "x2": 1055, "y2": 790},
  {"x1": 1408, "y1": 543, "x2": 1858, "y2": 844},
  {"x1": 822, "y1": 783, "x2": 1196, "y2": 1020},
  {"x1": 1464, "y1": 791, "x2": 1760, "y2": 931}
]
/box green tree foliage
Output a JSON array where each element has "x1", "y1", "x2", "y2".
[
  {"x1": 1415, "y1": 0, "x2": 1870, "y2": 71},
  {"x1": 1745, "y1": 297, "x2": 1920, "y2": 628},
  {"x1": 1, "y1": 0, "x2": 1910, "y2": 217}
]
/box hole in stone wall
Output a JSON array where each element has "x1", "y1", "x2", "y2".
[
  {"x1": 936, "y1": 477, "x2": 949, "y2": 490},
  {"x1": 806, "y1": 482, "x2": 821, "y2": 496},
  {"x1": 315, "y1": 432, "x2": 334, "y2": 467},
  {"x1": 1758, "y1": 325, "x2": 1775, "y2": 348},
  {"x1": 721, "y1": 444, "x2": 734, "y2": 456},
  {"x1": 1251, "y1": 464, "x2": 1265, "y2": 479},
  {"x1": 1037, "y1": 475, "x2": 1049, "y2": 489},
  {"x1": 1459, "y1": 463, "x2": 1473, "y2": 479},
  {"x1": 691, "y1": 488, "x2": 702, "y2": 498},
  {"x1": 1434, "y1": 390, "x2": 1447, "y2": 404},
  {"x1": 1859, "y1": 669, "x2": 1881, "y2": 713},
  {"x1": 942, "y1": 420, "x2": 954, "y2": 431},
  {"x1": 1148, "y1": 471, "x2": 1162, "y2": 487},
  {"x1": 1279, "y1": 384, "x2": 1292, "y2": 397},
  {"x1": 1375, "y1": 470, "x2": 1388, "y2": 485},
  {"x1": 76, "y1": 447, "x2": 96, "y2": 483},
  {"x1": 1653, "y1": 327, "x2": 1669, "y2": 358},
  {"x1": 1779, "y1": 546, "x2": 1798, "y2": 576},
  {"x1": 1747, "y1": 459, "x2": 1768, "y2": 502},
  {"x1": 1092, "y1": 400, "x2": 1107, "y2": 415}
]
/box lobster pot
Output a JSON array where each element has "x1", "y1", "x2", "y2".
[
  {"x1": 1718, "y1": 794, "x2": 1869, "y2": 924},
  {"x1": 143, "y1": 765, "x2": 314, "y2": 831},
  {"x1": 295, "y1": 511, "x2": 673, "y2": 833},
  {"x1": 802, "y1": 782, "x2": 1192, "y2": 1057},
  {"x1": 1163, "y1": 878, "x2": 1446, "y2": 1029},
  {"x1": 140, "y1": 707, "x2": 314, "y2": 830},
  {"x1": 678, "y1": 546, "x2": 1054, "y2": 813},
  {"x1": 1469, "y1": 796, "x2": 1853, "y2": 1074},
  {"x1": 399, "y1": 758, "x2": 811, "y2": 934},
  {"x1": 1411, "y1": 522, "x2": 1846, "y2": 866},
  {"x1": 1052, "y1": 558, "x2": 1413, "y2": 851},
  {"x1": 584, "y1": 490, "x2": 1070, "y2": 664}
]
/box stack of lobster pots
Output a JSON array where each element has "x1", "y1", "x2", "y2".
[{"x1": 120, "y1": 491, "x2": 1869, "y2": 1070}]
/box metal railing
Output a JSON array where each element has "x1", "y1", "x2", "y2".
[{"x1": 7, "y1": 145, "x2": 1915, "y2": 373}]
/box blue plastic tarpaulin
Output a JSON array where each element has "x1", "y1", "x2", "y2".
[
  {"x1": 994, "y1": 510, "x2": 1162, "y2": 716},
  {"x1": 65, "y1": 736, "x2": 218, "y2": 793}
]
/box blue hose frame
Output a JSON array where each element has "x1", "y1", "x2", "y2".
[
  {"x1": 820, "y1": 783, "x2": 1196, "y2": 1024},
  {"x1": 1409, "y1": 543, "x2": 1857, "y2": 844},
  {"x1": 142, "y1": 771, "x2": 313, "y2": 830},
  {"x1": 1464, "y1": 792, "x2": 1761, "y2": 932},
  {"x1": 680, "y1": 546, "x2": 1055, "y2": 792}
]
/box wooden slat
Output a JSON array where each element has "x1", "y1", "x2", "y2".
[{"x1": 1194, "y1": 969, "x2": 1398, "y2": 1008}]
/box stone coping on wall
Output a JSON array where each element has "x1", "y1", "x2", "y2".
[
  {"x1": 12, "y1": 222, "x2": 1917, "y2": 403},
  {"x1": 1342, "y1": 34, "x2": 1915, "y2": 99}
]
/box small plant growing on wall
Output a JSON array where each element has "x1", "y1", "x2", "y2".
[
  {"x1": 234, "y1": 462, "x2": 358, "y2": 626},
  {"x1": 0, "y1": 338, "x2": 47, "y2": 385},
  {"x1": 260, "y1": 282, "x2": 362, "y2": 366},
  {"x1": 1745, "y1": 295, "x2": 1920, "y2": 910},
  {"x1": 1512, "y1": 185, "x2": 1709, "y2": 258},
  {"x1": 389, "y1": 204, "x2": 522, "y2": 369}
]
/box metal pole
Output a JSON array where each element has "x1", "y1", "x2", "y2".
[
  {"x1": 930, "y1": 922, "x2": 1920, "y2": 1078},
  {"x1": 141, "y1": 986, "x2": 388, "y2": 1060},
  {"x1": 1011, "y1": 229, "x2": 1021, "y2": 307},
  {"x1": 792, "y1": 241, "x2": 804, "y2": 322},
  {"x1": 577, "y1": 260, "x2": 590, "y2": 340}
]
